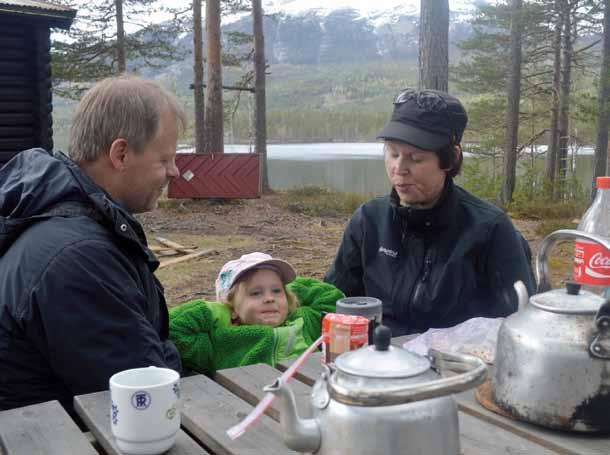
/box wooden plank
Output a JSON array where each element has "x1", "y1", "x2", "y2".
[
  {"x1": 218, "y1": 363, "x2": 555, "y2": 455},
  {"x1": 158, "y1": 248, "x2": 214, "y2": 269},
  {"x1": 74, "y1": 390, "x2": 209, "y2": 455},
  {"x1": 0, "y1": 113, "x2": 34, "y2": 126},
  {"x1": 0, "y1": 400, "x2": 98, "y2": 455},
  {"x1": 0, "y1": 127, "x2": 34, "y2": 138},
  {"x1": 215, "y1": 363, "x2": 314, "y2": 420},
  {"x1": 0, "y1": 102, "x2": 33, "y2": 113},
  {"x1": 180, "y1": 374, "x2": 298, "y2": 455},
  {"x1": 0, "y1": 76, "x2": 30, "y2": 87},
  {"x1": 168, "y1": 154, "x2": 260, "y2": 199},
  {"x1": 277, "y1": 351, "x2": 324, "y2": 386},
  {"x1": 0, "y1": 88, "x2": 32, "y2": 102},
  {"x1": 155, "y1": 236, "x2": 197, "y2": 254},
  {"x1": 456, "y1": 390, "x2": 610, "y2": 455}
]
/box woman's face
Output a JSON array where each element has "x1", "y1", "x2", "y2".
[
  {"x1": 384, "y1": 140, "x2": 449, "y2": 208},
  {"x1": 232, "y1": 269, "x2": 289, "y2": 327}
]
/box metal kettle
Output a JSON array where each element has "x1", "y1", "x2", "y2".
[
  {"x1": 493, "y1": 229, "x2": 610, "y2": 432},
  {"x1": 264, "y1": 325, "x2": 487, "y2": 455}
]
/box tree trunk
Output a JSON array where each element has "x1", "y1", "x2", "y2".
[
  {"x1": 252, "y1": 0, "x2": 269, "y2": 192},
  {"x1": 545, "y1": 0, "x2": 563, "y2": 198},
  {"x1": 592, "y1": 0, "x2": 610, "y2": 199},
  {"x1": 500, "y1": 0, "x2": 523, "y2": 204},
  {"x1": 556, "y1": 2, "x2": 573, "y2": 200},
  {"x1": 418, "y1": 0, "x2": 449, "y2": 92},
  {"x1": 193, "y1": 0, "x2": 205, "y2": 153},
  {"x1": 115, "y1": 0, "x2": 126, "y2": 73},
  {"x1": 204, "y1": 0, "x2": 224, "y2": 153}
]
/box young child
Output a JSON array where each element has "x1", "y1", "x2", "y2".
[{"x1": 169, "y1": 252, "x2": 344, "y2": 376}]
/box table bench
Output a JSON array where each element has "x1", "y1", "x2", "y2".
[{"x1": 1, "y1": 335, "x2": 609, "y2": 454}]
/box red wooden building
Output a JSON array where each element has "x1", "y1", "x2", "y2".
[
  {"x1": 0, "y1": 0, "x2": 76, "y2": 167},
  {"x1": 168, "y1": 153, "x2": 261, "y2": 199}
]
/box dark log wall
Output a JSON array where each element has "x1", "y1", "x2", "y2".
[{"x1": 0, "y1": 19, "x2": 53, "y2": 167}]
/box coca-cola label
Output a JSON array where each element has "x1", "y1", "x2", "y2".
[{"x1": 573, "y1": 240, "x2": 610, "y2": 285}]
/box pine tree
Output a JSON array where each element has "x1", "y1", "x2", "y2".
[{"x1": 51, "y1": 0, "x2": 187, "y2": 99}]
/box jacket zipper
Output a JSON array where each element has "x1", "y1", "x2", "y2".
[
  {"x1": 409, "y1": 248, "x2": 433, "y2": 318},
  {"x1": 271, "y1": 329, "x2": 279, "y2": 367}
]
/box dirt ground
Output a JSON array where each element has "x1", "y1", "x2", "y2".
[{"x1": 138, "y1": 194, "x2": 562, "y2": 308}]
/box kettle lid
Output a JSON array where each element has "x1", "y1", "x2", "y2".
[
  {"x1": 334, "y1": 325, "x2": 431, "y2": 379},
  {"x1": 531, "y1": 282, "x2": 606, "y2": 314}
]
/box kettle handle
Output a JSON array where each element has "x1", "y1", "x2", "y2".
[
  {"x1": 329, "y1": 350, "x2": 487, "y2": 407},
  {"x1": 590, "y1": 300, "x2": 610, "y2": 360},
  {"x1": 537, "y1": 229, "x2": 610, "y2": 293}
]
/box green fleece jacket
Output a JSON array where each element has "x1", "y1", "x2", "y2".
[{"x1": 168, "y1": 277, "x2": 344, "y2": 376}]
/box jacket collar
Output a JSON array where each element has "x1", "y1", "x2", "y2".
[
  {"x1": 0, "y1": 149, "x2": 157, "y2": 269},
  {"x1": 55, "y1": 152, "x2": 159, "y2": 269},
  {"x1": 390, "y1": 178, "x2": 458, "y2": 233}
]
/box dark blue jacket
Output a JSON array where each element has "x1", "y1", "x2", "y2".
[
  {"x1": 0, "y1": 149, "x2": 181, "y2": 411},
  {"x1": 325, "y1": 179, "x2": 536, "y2": 336}
]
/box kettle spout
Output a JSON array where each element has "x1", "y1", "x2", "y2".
[
  {"x1": 514, "y1": 280, "x2": 529, "y2": 311},
  {"x1": 263, "y1": 379, "x2": 321, "y2": 453}
]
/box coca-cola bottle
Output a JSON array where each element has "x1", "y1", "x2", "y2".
[{"x1": 573, "y1": 176, "x2": 610, "y2": 298}]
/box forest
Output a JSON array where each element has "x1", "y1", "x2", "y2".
[{"x1": 50, "y1": 0, "x2": 610, "y2": 204}]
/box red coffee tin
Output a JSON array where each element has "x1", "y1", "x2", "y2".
[{"x1": 321, "y1": 313, "x2": 369, "y2": 364}]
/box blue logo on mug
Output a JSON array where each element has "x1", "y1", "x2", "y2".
[
  {"x1": 111, "y1": 402, "x2": 119, "y2": 425},
  {"x1": 131, "y1": 391, "x2": 151, "y2": 410}
]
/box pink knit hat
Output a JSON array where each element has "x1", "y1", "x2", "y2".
[{"x1": 215, "y1": 252, "x2": 297, "y2": 301}]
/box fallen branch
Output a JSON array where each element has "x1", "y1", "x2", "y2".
[
  {"x1": 158, "y1": 248, "x2": 215, "y2": 269},
  {"x1": 155, "y1": 237, "x2": 197, "y2": 254}
]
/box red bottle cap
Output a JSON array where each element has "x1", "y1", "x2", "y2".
[{"x1": 596, "y1": 176, "x2": 610, "y2": 189}]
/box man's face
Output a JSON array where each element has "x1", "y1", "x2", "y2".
[
  {"x1": 384, "y1": 140, "x2": 447, "y2": 208},
  {"x1": 120, "y1": 110, "x2": 179, "y2": 213}
]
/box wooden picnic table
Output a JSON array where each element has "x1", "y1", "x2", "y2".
[{"x1": 1, "y1": 335, "x2": 610, "y2": 455}]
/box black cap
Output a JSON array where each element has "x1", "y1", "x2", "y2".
[{"x1": 377, "y1": 88, "x2": 468, "y2": 151}]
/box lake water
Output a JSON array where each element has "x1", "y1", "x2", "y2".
[{"x1": 179, "y1": 142, "x2": 597, "y2": 195}]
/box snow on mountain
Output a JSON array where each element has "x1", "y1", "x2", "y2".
[
  {"x1": 262, "y1": 0, "x2": 482, "y2": 26},
  {"x1": 220, "y1": 0, "x2": 491, "y2": 27}
]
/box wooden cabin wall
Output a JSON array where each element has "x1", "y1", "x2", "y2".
[{"x1": 0, "y1": 19, "x2": 53, "y2": 167}]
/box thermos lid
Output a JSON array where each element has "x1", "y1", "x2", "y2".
[
  {"x1": 335, "y1": 325, "x2": 431, "y2": 379},
  {"x1": 336, "y1": 296, "x2": 382, "y2": 319}
]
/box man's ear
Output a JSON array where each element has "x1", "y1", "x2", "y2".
[
  {"x1": 453, "y1": 144, "x2": 462, "y2": 162},
  {"x1": 108, "y1": 138, "x2": 130, "y2": 171}
]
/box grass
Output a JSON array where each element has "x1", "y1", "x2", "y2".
[
  {"x1": 505, "y1": 199, "x2": 584, "y2": 222},
  {"x1": 278, "y1": 185, "x2": 375, "y2": 217}
]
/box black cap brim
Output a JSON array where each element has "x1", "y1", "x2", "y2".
[{"x1": 376, "y1": 121, "x2": 449, "y2": 151}]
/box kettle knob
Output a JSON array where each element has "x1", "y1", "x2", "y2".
[
  {"x1": 566, "y1": 281, "x2": 581, "y2": 295},
  {"x1": 373, "y1": 325, "x2": 392, "y2": 351}
]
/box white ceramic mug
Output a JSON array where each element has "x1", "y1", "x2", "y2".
[{"x1": 109, "y1": 366, "x2": 181, "y2": 455}]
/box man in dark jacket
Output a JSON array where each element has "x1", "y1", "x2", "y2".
[
  {"x1": 325, "y1": 88, "x2": 536, "y2": 336},
  {"x1": 0, "y1": 75, "x2": 185, "y2": 412}
]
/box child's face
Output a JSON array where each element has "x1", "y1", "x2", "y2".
[{"x1": 232, "y1": 269, "x2": 289, "y2": 327}]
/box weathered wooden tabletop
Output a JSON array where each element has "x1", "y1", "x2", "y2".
[{"x1": 1, "y1": 335, "x2": 609, "y2": 455}]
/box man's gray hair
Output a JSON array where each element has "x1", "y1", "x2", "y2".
[{"x1": 69, "y1": 74, "x2": 187, "y2": 163}]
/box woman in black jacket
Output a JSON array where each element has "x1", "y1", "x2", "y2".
[{"x1": 325, "y1": 88, "x2": 535, "y2": 336}]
